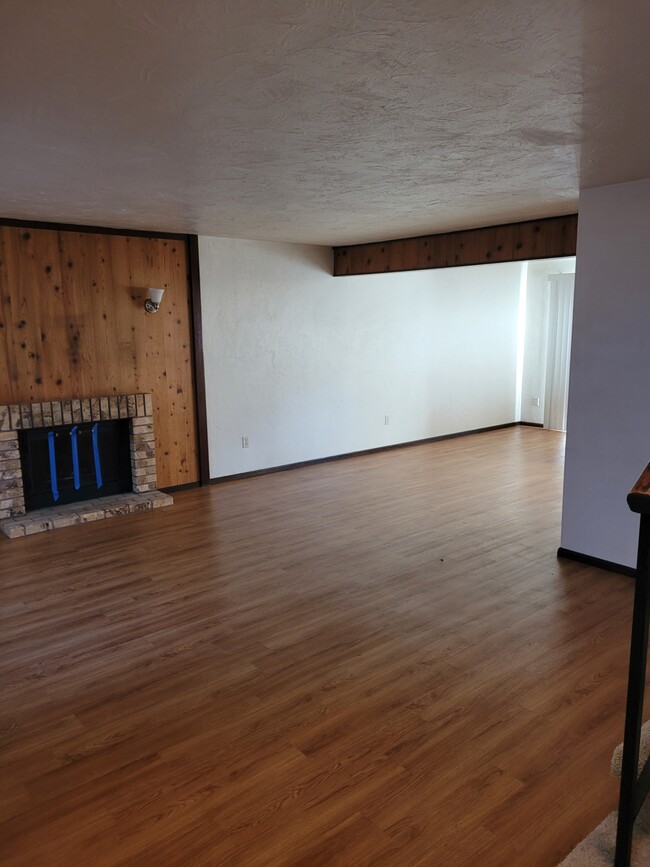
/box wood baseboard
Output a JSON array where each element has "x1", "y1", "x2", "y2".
[
  {"x1": 160, "y1": 481, "x2": 200, "y2": 493},
  {"x1": 210, "y1": 422, "x2": 521, "y2": 484},
  {"x1": 557, "y1": 547, "x2": 636, "y2": 578}
]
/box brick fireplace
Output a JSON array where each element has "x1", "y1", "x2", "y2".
[{"x1": 0, "y1": 393, "x2": 172, "y2": 538}]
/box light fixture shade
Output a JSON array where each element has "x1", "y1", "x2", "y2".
[
  {"x1": 144, "y1": 286, "x2": 165, "y2": 314},
  {"x1": 148, "y1": 287, "x2": 165, "y2": 304}
]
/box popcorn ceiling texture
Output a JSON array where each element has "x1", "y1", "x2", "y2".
[{"x1": 1, "y1": 0, "x2": 649, "y2": 244}]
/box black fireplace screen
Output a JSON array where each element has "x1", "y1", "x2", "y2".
[{"x1": 19, "y1": 420, "x2": 132, "y2": 510}]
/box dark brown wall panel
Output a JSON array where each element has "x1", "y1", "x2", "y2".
[
  {"x1": 0, "y1": 226, "x2": 198, "y2": 488},
  {"x1": 332, "y1": 214, "x2": 578, "y2": 276}
]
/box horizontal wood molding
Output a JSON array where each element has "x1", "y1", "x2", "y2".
[
  {"x1": 332, "y1": 214, "x2": 578, "y2": 276},
  {"x1": 0, "y1": 216, "x2": 187, "y2": 241}
]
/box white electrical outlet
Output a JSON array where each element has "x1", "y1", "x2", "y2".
[
  {"x1": 384, "y1": 415, "x2": 390, "y2": 425},
  {"x1": 532, "y1": 397, "x2": 540, "y2": 407},
  {"x1": 241, "y1": 436, "x2": 249, "y2": 448}
]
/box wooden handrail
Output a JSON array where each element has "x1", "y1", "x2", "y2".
[
  {"x1": 627, "y1": 463, "x2": 650, "y2": 514},
  {"x1": 615, "y1": 465, "x2": 650, "y2": 865}
]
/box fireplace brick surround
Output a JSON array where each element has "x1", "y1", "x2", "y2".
[{"x1": 0, "y1": 392, "x2": 172, "y2": 538}]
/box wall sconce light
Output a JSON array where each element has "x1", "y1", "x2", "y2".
[{"x1": 145, "y1": 287, "x2": 165, "y2": 314}]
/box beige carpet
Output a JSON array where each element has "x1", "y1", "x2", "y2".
[
  {"x1": 559, "y1": 804, "x2": 650, "y2": 865},
  {"x1": 560, "y1": 721, "x2": 650, "y2": 865}
]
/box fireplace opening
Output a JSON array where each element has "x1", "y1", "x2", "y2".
[{"x1": 19, "y1": 420, "x2": 132, "y2": 510}]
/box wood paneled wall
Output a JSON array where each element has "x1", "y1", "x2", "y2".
[
  {"x1": 0, "y1": 225, "x2": 198, "y2": 488},
  {"x1": 332, "y1": 214, "x2": 578, "y2": 276}
]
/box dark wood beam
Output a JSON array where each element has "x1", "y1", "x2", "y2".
[{"x1": 332, "y1": 214, "x2": 578, "y2": 277}]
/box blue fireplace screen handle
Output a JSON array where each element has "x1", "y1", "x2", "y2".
[
  {"x1": 70, "y1": 425, "x2": 81, "y2": 490},
  {"x1": 92, "y1": 423, "x2": 103, "y2": 489},
  {"x1": 48, "y1": 431, "x2": 59, "y2": 502},
  {"x1": 48, "y1": 424, "x2": 105, "y2": 502}
]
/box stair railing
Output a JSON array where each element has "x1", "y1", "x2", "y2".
[{"x1": 615, "y1": 463, "x2": 650, "y2": 865}]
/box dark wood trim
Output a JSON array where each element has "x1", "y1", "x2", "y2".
[
  {"x1": 557, "y1": 547, "x2": 636, "y2": 578},
  {"x1": 519, "y1": 421, "x2": 544, "y2": 428},
  {"x1": 159, "y1": 481, "x2": 201, "y2": 494},
  {"x1": 0, "y1": 216, "x2": 187, "y2": 241},
  {"x1": 332, "y1": 214, "x2": 578, "y2": 277},
  {"x1": 186, "y1": 235, "x2": 210, "y2": 486},
  {"x1": 211, "y1": 422, "x2": 519, "y2": 484}
]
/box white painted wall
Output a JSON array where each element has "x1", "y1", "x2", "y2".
[
  {"x1": 561, "y1": 178, "x2": 650, "y2": 567},
  {"x1": 521, "y1": 257, "x2": 576, "y2": 424},
  {"x1": 199, "y1": 237, "x2": 522, "y2": 477}
]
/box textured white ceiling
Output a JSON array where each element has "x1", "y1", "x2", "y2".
[{"x1": 1, "y1": 0, "x2": 649, "y2": 245}]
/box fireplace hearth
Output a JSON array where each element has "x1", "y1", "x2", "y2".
[{"x1": 0, "y1": 393, "x2": 173, "y2": 538}]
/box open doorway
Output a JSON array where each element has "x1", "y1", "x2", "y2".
[
  {"x1": 519, "y1": 258, "x2": 576, "y2": 432},
  {"x1": 544, "y1": 273, "x2": 575, "y2": 431}
]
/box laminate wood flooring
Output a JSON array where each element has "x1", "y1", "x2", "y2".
[{"x1": 0, "y1": 427, "x2": 637, "y2": 865}]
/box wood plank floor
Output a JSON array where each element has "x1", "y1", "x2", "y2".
[{"x1": 0, "y1": 427, "x2": 638, "y2": 865}]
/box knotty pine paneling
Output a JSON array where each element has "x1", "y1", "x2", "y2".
[
  {"x1": 0, "y1": 226, "x2": 198, "y2": 487},
  {"x1": 332, "y1": 214, "x2": 578, "y2": 276}
]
